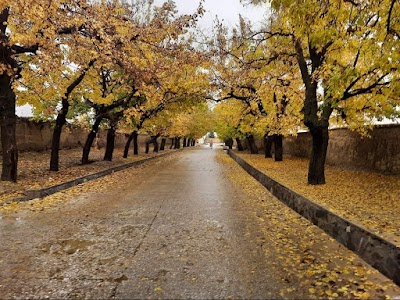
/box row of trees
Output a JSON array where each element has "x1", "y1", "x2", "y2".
[
  {"x1": 1, "y1": 0, "x2": 399, "y2": 185},
  {"x1": 0, "y1": 0, "x2": 213, "y2": 182},
  {"x1": 211, "y1": 0, "x2": 399, "y2": 184}
]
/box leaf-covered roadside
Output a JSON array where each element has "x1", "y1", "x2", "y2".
[
  {"x1": 234, "y1": 152, "x2": 400, "y2": 246},
  {"x1": 216, "y1": 151, "x2": 400, "y2": 299},
  {"x1": 0, "y1": 148, "x2": 176, "y2": 205}
]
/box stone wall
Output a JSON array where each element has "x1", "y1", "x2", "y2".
[
  {"x1": 283, "y1": 125, "x2": 400, "y2": 174},
  {"x1": 0, "y1": 118, "x2": 155, "y2": 152}
]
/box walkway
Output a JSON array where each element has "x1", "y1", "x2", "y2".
[{"x1": 0, "y1": 147, "x2": 398, "y2": 299}]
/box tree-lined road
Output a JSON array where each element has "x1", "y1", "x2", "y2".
[{"x1": 0, "y1": 148, "x2": 398, "y2": 299}]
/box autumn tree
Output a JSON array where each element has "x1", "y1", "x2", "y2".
[
  {"x1": 19, "y1": 0, "x2": 174, "y2": 170},
  {"x1": 212, "y1": 99, "x2": 247, "y2": 150},
  {"x1": 17, "y1": 0, "x2": 128, "y2": 171},
  {"x1": 0, "y1": 1, "x2": 49, "y2": 181},
  {"x1": 78, "y1": 65, "x2": 140, "y2": 164},
  {"x1": 244, "y1": 0, "x2": 400, "y2": 184},
  {"x1": 210, "y1": 16, "x2": 303, "y2": 158},
  {"x1": 154, "y1": 100, "x2": 211, "y2": 149},
  {"x1": 111, "y1": 1, "x2": 209, "y2": 156}
]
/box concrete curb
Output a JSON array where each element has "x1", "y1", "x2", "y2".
[
  {"x1": 2, "y1": 150, "x2": 182, "y2": 206},
  {"x1": 227, "y1": 150, "x2": 400, "y2": 286}
]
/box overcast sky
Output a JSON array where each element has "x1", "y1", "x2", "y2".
[{"x1": 153, "y1": 0, "x2": 268, "y2": 30}]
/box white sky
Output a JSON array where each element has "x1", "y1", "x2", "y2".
[{"x1": 153, "y1": 0, "x2": 268, "y2": 30}]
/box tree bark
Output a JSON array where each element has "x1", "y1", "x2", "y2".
[
  {"x1": 103, "y1": 121, "x2": 117, "y2": 161},
  {"x1": 0, "y1": 74, "x2": 18, "y2": 182},
  {"x1": 191, "y1": 139, "x2": 196, "y2": 146},
  {"x1": 264, "y1": 134, "x2": 273, "y2": 158},
  {"x1": 0, "y1": 9, "x2": 18, "y2": 181},
  {"x1": 186, "y1": 138, "x2": 191, "y2": 147},
  {"x1": 174, "y1": 137, "x2": 181, "y2": 149},
  {"x1": 225, "y1": 138, "x2": 233, "y2": 149},
  {"x1": 50, "y1": 99, "x2": 69, "y2": 171},
  {"x1": 308, "y1": 126, "x2": 329, "y2": 185},
  {"x1": 123, "y1": 131, "x2": 134, "y2": 158},
  {"x1": 170, "y1": 138, "x2": 175, "y2": 149},
  {"x1": 235, "y1": 138, "x2": 244, "y2": 151},
  {"x1": 183, "y1": 137, "x2": 187, "y2": 148},
  {"x1": 246, "y1": 134, "x2": 258, "y2": 154},
  {"x1": 145, "y1": 135, "x2": 159, "y2": 153},
  {"x1": 153, "y1": 135, "x2": 159, "y2": 152},
  {"x1": 133, "y1": 131, "x2": 139, "y2": 155},
  {"x1": 274, "y1": 134, "x2": 283, "y2": 162},
  {"x1": 295, "y1": 38, "x2": 333, "y2": 185},
  {"x1": 160, "y1": 138, "x2": 166, "y2": 151},
  {"x1": 82, "y1": 117, "x2": 102, "y2": 164}
]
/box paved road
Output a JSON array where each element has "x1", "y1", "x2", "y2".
[{"x1": 0, "y1": 147, "x2": 398, "y2": 299}]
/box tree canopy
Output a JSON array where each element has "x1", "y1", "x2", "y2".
[{"x1": 1, "y1": 0, "x2": 399, "y2": 185}]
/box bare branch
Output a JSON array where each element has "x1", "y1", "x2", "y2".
[{"x1": 342, "y1": 73, "x2": 390, "y2": 100}]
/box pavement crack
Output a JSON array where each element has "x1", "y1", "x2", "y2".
[
  {"x1": 108, "y1": 204, "x2": 163, "y2": 299},
  {"x1": 130, "y1": 203, "x2": 163, "y2": 258},
  {"x1": 109, "y1": 285, "x2": 118, "y2": 299}
]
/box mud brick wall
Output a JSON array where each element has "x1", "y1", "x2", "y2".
[
  {"x1": 0, "y1": 118, "x2": 154, "y2": 151},
  {"x1": 283, "y1": 125, "x2": 400, "y2": 174}
]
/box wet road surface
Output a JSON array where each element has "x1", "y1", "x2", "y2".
[
  {"x1": 0, "y1": 148, "x2": 283, "y2": 299},
  {"x1": 0, "y1": 147, "x2": 398, "y2": 299}
]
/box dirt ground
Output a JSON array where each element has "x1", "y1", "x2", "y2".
[{"x1": 0, "y1": 147, "x2": 399, "y2": 299}]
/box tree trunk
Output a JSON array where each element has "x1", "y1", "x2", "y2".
[
  {"x1": 82, "y1": 117, "x2": 102, "y2": 164},
  {"x1": 0, "y1": 10, "x2": 18, "y2": 181},
  {"x1": 123, "y1": 131, "x2": 135, "y2": 158},
  {"x1": 174, "y1": 137, "x2": 181, "y2": 149},
  {"x1": 50, "y1": 100, "x2": 69, "y2": 171},
  {"x1": 246, "y1": 134, "x2": 258, "y2": 154},
  {"x1": 153, "y1": 135, "x2": 159, "y2": 152},
  {"x1": 264, "y1": 134, "x2": 273, "y2": 158},
  {"x1": 145, "y1": 135, "x2": 159, "y2": 153},
  {"x1": 0, "y1": 74, "x2": 18, "y2": 181},
  {"x1": 235, "y1": 138, "x2": 244, "y2": 151},
  {"x1": 103, "y1": 122, "x2": 116, "y2": 161},
  {"x1": 274, "y1": 134, "x2": 283, "y2": 161},
  {"x1": 50, "y1": 59, "x2": 95, "y2": 171},
  {"x1": 225, "y1": 138, "x2": 233, "y2": 149},
  {"x1": 133, "y1": 131, "x2": 139, "y2": 155},
  {"x1": 183, "y1": 137, "x2": 187, "y2": 148},
  {"x1": 170, "y1": 138, "x2": 175, "y2": 149},
  {"x1": 192, "y1": 139, "x2": 196, "y2": 146},
  {"x1": 160, "y1": 138, "x2": 166, "y2": 151},
  {"x1": 308, "y1": 126, "x2": 329, "y2": 185}
]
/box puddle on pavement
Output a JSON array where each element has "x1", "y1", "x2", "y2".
[{"x1": 39, "y1": 239, "x2": 96, "y2": 255}]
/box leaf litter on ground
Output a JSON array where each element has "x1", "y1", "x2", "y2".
[
  {"x1": 0, "y1": 147, "x2": 177, "y2": 206},
  {"x1": 0, "y1": 148, "x2": 399, "y2": 298},
  {"x1": 0, "y1": 150, "x2": 181, "y2": 214},
  {"x1": 234, "y1": 152, "x2": 400, "y2": 247},
  {"x1": 216, "y1": 151, "x2": 400, "y2": 299}
]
